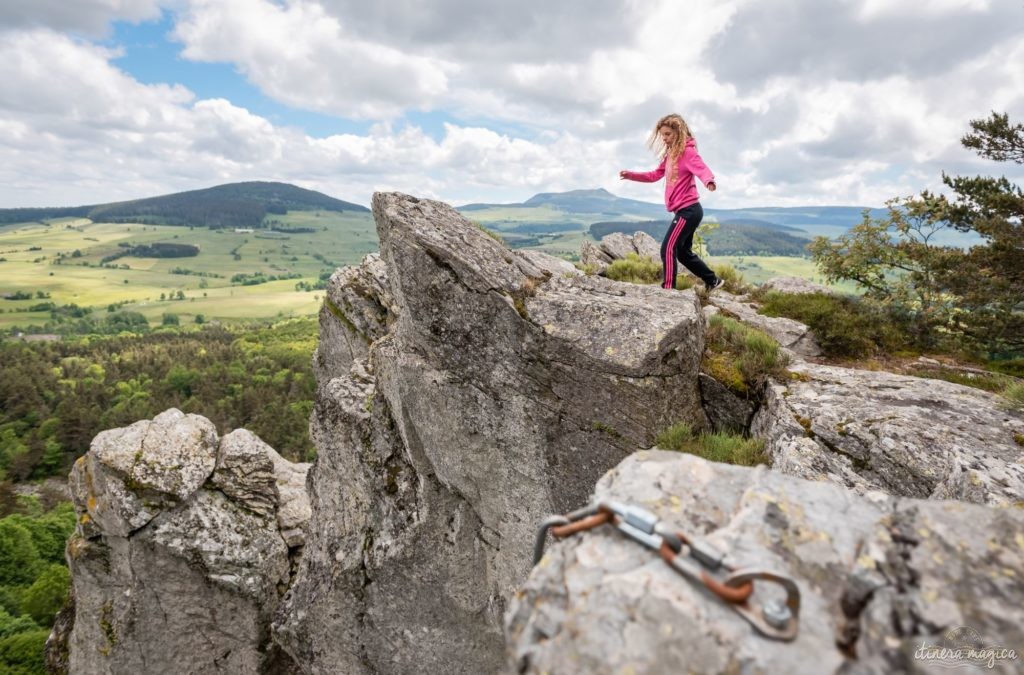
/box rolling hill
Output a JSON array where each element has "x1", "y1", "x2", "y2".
[
  {"x1": 460, "y1": 188, "x2": 667, "y2": 219},
  {"x1": 0, "y1": 182, "x2": 368, "y2": 229},
  {"x1": 460, "y1": 188, "x2": 886, "y2": 228}
]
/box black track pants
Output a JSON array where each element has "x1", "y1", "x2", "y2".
[{"x1": 660, "y1": 202, "x2": 716, "y2": 289}]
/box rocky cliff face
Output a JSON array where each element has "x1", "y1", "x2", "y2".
[
  {"x1": 272, "y1": 193, "x2": 710, "y2": 673},
  {"x1": 62, "y1": 409, "x2": 310, "y2": 674}
]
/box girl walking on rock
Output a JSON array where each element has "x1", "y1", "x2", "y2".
[{"x1": 620, "y1": 113, "x2": 723, "y2": 292}]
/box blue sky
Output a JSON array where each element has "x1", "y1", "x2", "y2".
[{"x1": 0, "y1": 0, "x2": 1021, "y2": 209}]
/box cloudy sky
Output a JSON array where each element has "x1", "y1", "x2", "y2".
[{"x1": 1, "y1": 0, "x2": 1022, "y2": 209}]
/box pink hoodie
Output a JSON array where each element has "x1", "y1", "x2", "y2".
[{"x1": 622, "y1": 137, "x2": 715, "y2": 212}]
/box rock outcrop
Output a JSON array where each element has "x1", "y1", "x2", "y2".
[
  {"x1": 507, "y1": 451, "x2": 1024, "y2": 674},
  {"x1": 580, "y1": 231, "x2": 661, "y2": 274},
  {"x1": 273, "y1": 194, "x2": 709, "y2": 673},
  {"x1": 63, "y1": 409, "x2": 310, "y2": 674},
  {"x1": 753, "y1": 360, "x2": 1024, "y2": 506},
  {"x1": 314, "y1": 252, "x2": 394, "y2": 383}
]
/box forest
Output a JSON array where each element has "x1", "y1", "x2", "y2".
[
  {"x1": 0, "y1": 313, "x2": 321, "y2": 672},
  {"x1": 0, "y1": 319, "x2": 318, "y2": 492}
]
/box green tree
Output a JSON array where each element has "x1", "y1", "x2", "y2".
[
  {"x1": 163, "y1": 365, "x2": 200, "y2": 398},
  {"x1": 934, "y1": 113, "x2": 1024, "y2": 355},
  {"x1": 0, "y1": 607, "x2": 37, "y2": 639},
  {"x1": 20, "y1": 564, "x2": 69, "y2": 626},
  {"x1": 0, "y1": 628, "x2": 49, "y2": 674},
  {"x1": 0, "y1": 520, "x2": 42, "y2": 586},
  {"x1": 809, "y1": 112, "x2": 1024, "y2": 356},
  {"x1": 0, "y1": 431, "x2": 30, "y2": 481},
  {"x1": 807, "y1": 195, "x2": 958, "y2": 347}
]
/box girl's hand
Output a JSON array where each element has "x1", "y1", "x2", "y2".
[
  {"x1": 707, "y1": 181, "x2": 717, "y2": 192},
  {"x1": 619, "y1": 170, "x2": 628, "y2": 180}
]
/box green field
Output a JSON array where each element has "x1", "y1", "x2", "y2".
[
  {"x1": 707, "y1": 255, "x2": 860, "y2": 293},
  {"x1": 0, "y1": 211, "x2": 377, "y2": 329}
]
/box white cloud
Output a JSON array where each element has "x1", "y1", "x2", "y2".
[
  {"x1": 0, "y1": 0, "x2": 163, "y2": 37},
  {"x1": 0, "y1": 30, "x2": 627, "y2": 207},
  {"x1": 172, "y1": 0, "x2": 452, "y2": 119},
  {"x1": 0, "y1": 0, "x2": 1022, "y2": 210}
]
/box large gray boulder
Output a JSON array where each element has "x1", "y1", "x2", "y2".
[
  {"x1": 580, "y1": 240, "x2": 612, "y2": 273},
  {"x1": 273, "y1": 193, "x2": 709, "y2": 674},
  {"x1": 632, "y1": 231, "x2": 661, "y2": 261},
  {"x1": 514, "y1": 248, "x2": 582, "y2": 278},
  {"x1": 598, "y1": 232, "x2": 636, "y2": 260},
  {"x1": 588, "y1": 230, "x2": 663, "y2": 269},
  {"x1": 506, "y1": 451, "x2": 1024, "y2": 674},
  {"x1": 63, "y1": 410, "x2": 310, "y2": 674},
  {"x1": 69, "y1": 409, "x2": 218, "y2": 537},
  {"x1": 752, "y1": 361, "x2": 1024, "y2": 506}
]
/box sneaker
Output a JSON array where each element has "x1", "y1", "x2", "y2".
[{"x1": 707, "y1": 277, "x2": 725, "y2": 292}]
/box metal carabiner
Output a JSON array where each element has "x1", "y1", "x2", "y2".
[
  {"x1": 721, "y1": 568, "x2": 801, "y2": 641},
  {"x1": 533, "y1": 515, "x2": 569, "y2": 565},
  {"x1": 601, "y1": 500, "x2": 667, "y2": 552},
  {"x1": 533, "y1": 503, "x2": 602, "y2": 564}
]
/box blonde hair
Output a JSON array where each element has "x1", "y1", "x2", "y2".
[{"x1": 647, "y1": 113, "x2": 693, "y2": 160}]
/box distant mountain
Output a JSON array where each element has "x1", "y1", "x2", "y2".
[
  {"x1": 460, "y1": 188, "x2": 667, "y2": 219},
  {"x1": 0, "y1": 181, "x2": 368, "y2": 229},
  {"x1": 704, "y1": 206, "x2": 887, "y2": 230},
  {"x1": 459, "y1": 188, "x2": 885, "y2": 230}
]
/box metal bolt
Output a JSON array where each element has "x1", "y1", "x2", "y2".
[{"x1": 762, "y1": 600, "x2": 792, "y2": 629}]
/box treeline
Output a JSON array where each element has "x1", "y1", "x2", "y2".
[
  {"x1": 589, "y1": 220, "x2": 810, "y2": 256},
  {"x1": 230, "y1": 271, "x2": 303, "y2": 286},
  {"x1": 5, "y1": 307, "x2": 157, "y2": 335},
  {"x1": 93, "y1": 198, "x2": 268, "y2": 229},
  {"x1": 0, "y1": 319, "x2": 318, "y2": 490},
  {"x1": 101, "y1": 242, "x2": 199, "y2": 264},
  {"x1": 0, "y1": 207, "x2": 90, "y2": 225},
  {"x1": 0, "y1": 182, "x2": 368, "y2": 229}
]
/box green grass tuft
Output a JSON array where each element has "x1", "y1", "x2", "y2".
[
  {"x1": 602, "y1": 253, "x2": 702, "y2": 289},
  {"x1": 906, "y1": 367, "x2": 1011, "y2": 393},
  {"x1": 704, "y1": 314, "x2": 790, "y2": 392},
  {"x1": 654, "y1": 422, "x2": 768, "y2": 467},
  {"x1": 472, "y1": 220, "x2": 506, "y2": 245},
  {"x1": 604, "y1": 253, "x2": 662, "y2": 284},
  {"x1": 654, "y1": 422, "x2": 694, "y2": 450},
  {"x1": 711, "y1": 263, "x2": 749, "y2": 294},
  {"x1": 1001, "y1": 381, "x2": 1024, "y2": 413}
]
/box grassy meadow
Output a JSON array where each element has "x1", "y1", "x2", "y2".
[
  {"x1": 707, "y1": 255, "x2": 860, "y2": 293},
  {"x1": 0, "y1": 211, "x2": 377, "y2": 330}
]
